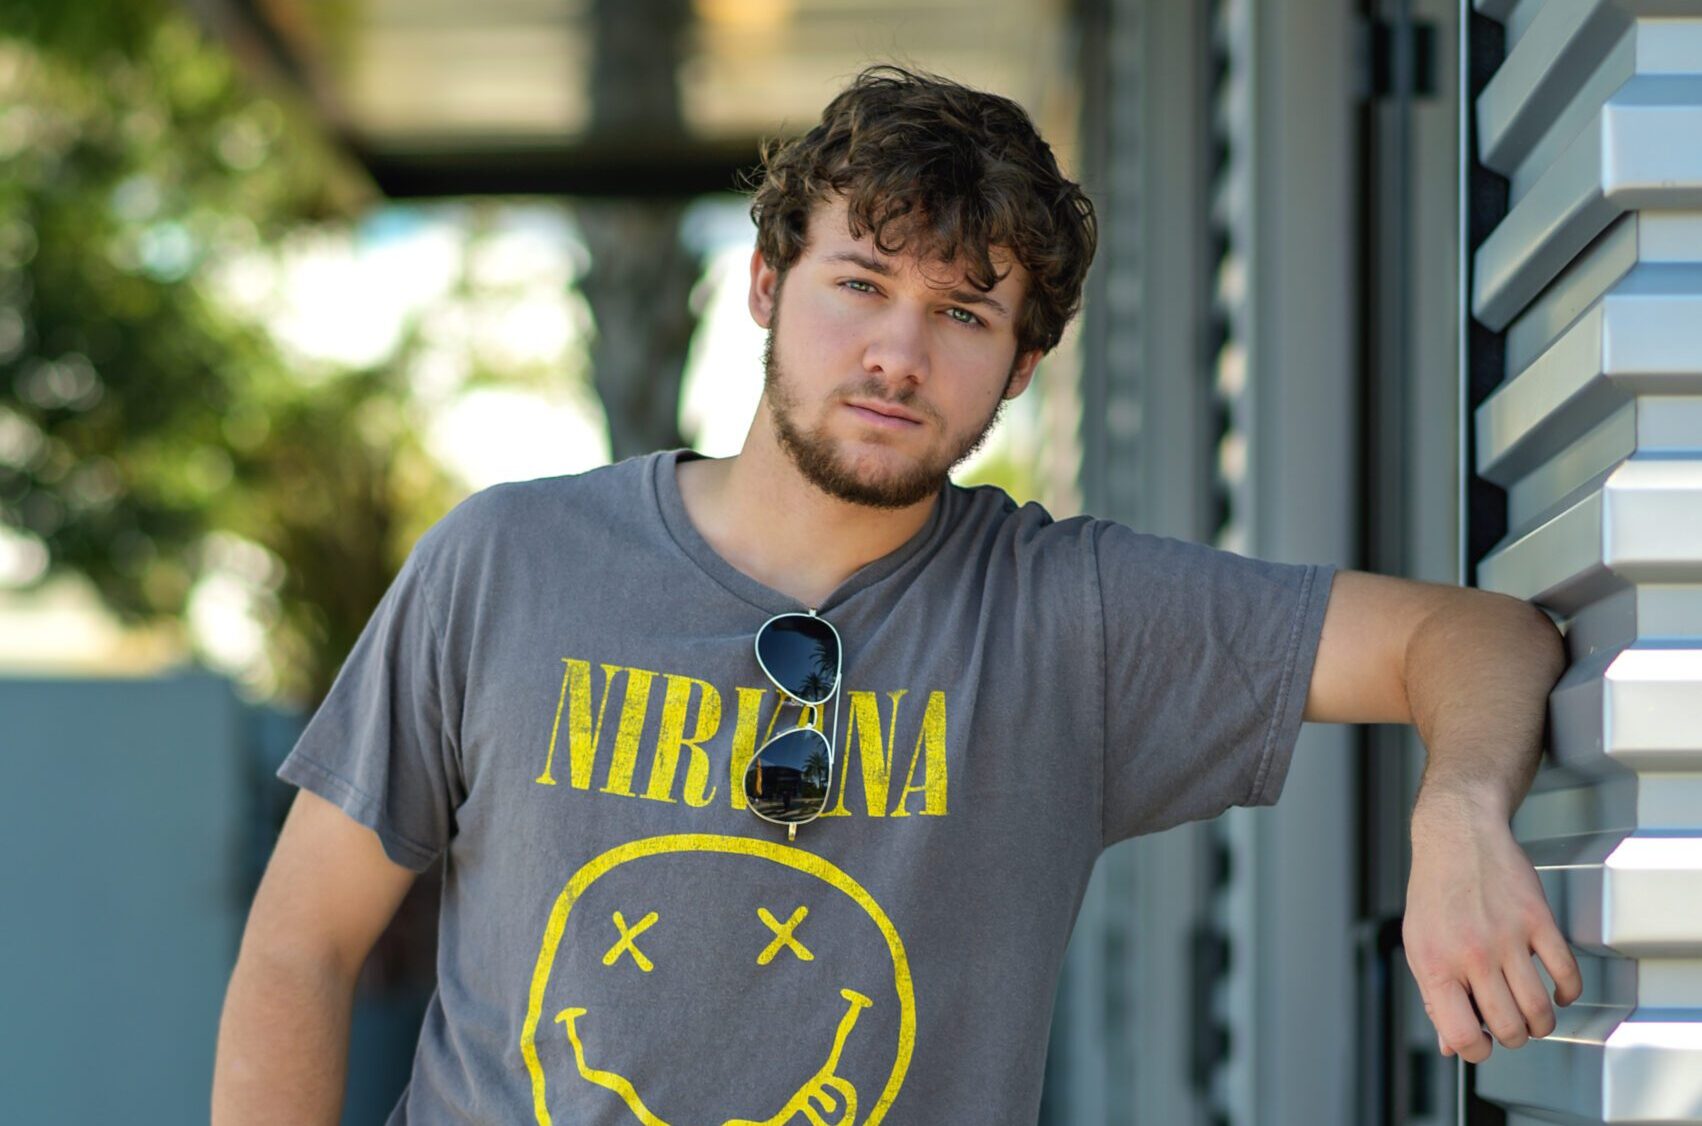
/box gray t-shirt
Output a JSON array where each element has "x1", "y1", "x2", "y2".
[{"x1": 277, "y1": 448, "x2": 1335, "y2": 1125}]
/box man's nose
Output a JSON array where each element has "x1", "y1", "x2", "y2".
[{"x1": 861, "y1": 308, "x2": 930, "y2": 385}]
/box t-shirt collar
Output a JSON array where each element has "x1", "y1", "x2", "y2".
[{"x1": 649, "y1": 447, "x2": 954, "y2": 617}]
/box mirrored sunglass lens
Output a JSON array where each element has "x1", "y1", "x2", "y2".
[
  {"x1": 756, "y1": 615, "x2": 840, "y2": 704},
  {"x1": 743, "y1": 728, "x2": 831, "y2": 824}
]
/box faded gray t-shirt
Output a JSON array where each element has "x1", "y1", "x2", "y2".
[{"x1": 277, "y1": 448, "x2": 1335, "y2": 1126}]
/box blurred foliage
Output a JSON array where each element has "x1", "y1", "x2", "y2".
[
  {"x1": 952, "y1": 387, "x2": 1046, "y2": 506},
  {"x1": 954, "y1": 441, "x2": 1041, "y2": 506},
  {"x1": 0, "y1": 0, "x2": 465, "y2": 707}
]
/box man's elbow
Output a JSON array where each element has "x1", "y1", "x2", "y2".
[{"x1": 1507, "y1": 596, "x2": 1566, "y2": 679}]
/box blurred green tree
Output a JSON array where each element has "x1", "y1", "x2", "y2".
[{"x1": 0, "y1": 0, "x2": 465, "y2": 707}]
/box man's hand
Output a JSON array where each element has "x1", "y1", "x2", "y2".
[{"x1": 1403, "y1": 789, "x2": 1582, "y2": 1063}]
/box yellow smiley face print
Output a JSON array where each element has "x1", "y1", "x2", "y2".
[{"x1": 520, "y1": 834, "x2": 915, "y2": 1125}]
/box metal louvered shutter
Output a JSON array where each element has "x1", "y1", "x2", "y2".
[{"x1": 1464, "y1": 2, "x2": 1702, "y2": 1121}]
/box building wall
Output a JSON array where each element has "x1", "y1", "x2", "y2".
[
  {"x1": 0, "y1": 672, "x2": 249, "y2": 1123},
  {"x1": 0, "y1": 671, "x2": 423, "y2": 1124}
]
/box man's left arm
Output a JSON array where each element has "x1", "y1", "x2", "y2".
[{"x1": 1304, "y1": 569, "x2": 1583, "y2": 1064}]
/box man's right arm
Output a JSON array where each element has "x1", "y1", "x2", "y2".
[{"x1": 212, "y1": 787, "x2": 420, "y2": 1124}]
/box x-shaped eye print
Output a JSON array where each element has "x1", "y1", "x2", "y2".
[
  {"x1": 757, "y1": 905, "x2": 813, "y2": 965},
  {"x1": 602, "y1": 910, "x2": 660, "y2": 973},
  {"x1": 599, "y1": 904, "x2": 816, "y2": 974}
]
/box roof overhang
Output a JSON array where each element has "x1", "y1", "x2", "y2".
[{"x1": 180, "y1": 0, "x2": 1080, "y2": 200}]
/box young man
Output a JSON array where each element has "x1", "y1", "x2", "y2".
[{"x1": 213, "y1": 66, "x2": 1580, "y2": 1124}]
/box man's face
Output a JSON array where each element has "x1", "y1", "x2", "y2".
[{"x1": 749, "y1": 195, "x2": 1042, "y2": 509}]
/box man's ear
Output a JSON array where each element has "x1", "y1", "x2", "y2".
[
  {"x1": 748, "y1": 247, "x2": 780, "y2": 329},
  {"x1": 1004, "y1": 349, "x2": 1043, "y2": 399}
]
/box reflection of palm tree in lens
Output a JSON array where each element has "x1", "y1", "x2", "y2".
[
  {"x1": 811, "y1": 643, "x2": 836, "y2": 681},
  {"x1": 804, "y1": 747, "x2": 830, "y2": 791},
  {"x1": 799, "y1": 672, "x2": 833, "y2": 703}
]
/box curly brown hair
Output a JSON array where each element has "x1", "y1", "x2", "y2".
[{"x1": 746, "y1": 65, "x2": 1097, "y2": 356}]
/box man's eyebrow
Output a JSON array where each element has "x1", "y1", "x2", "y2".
[
  {"x1": 823, "y1": 250, "x2": 1011, "y2": 319},
  {"x1": 945, "y1": 288, "x2": 1009, "y2": 319},
  {"x1": 824, "y1": 250, "x2": 895, "y2": 275}
]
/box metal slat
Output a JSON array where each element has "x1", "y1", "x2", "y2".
[
  {"x1": 1473, "y1": 80, "x2": 1702, "y2": 330},
  {"x1": 1475, "y1": 285, "x2": 1702, "y2": 490},
  {"x1": 1476, "y1": 0, "x2": 1630, "y2": 176},
  {"x1": 1478, "y1": 458, "x2": 1702, "y2": 606}
]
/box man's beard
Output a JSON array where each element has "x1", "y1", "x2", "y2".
[{"x1": 762, "y1": 301, "x2": 1016, "y2": 510}]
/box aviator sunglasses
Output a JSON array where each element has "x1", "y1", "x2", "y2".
[{"x1": 744, "y1": 609, "x2": 842, "y2": 840}]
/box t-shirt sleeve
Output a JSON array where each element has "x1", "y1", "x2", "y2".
[
  {"x1": 275, "y1": 532, "x2": 464, "y2": 873},
  {"x1": 1094, "y1": 521, "x2": 1336, "y2": 846}
]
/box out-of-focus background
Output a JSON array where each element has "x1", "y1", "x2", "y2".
[{"x1": 4, "y1": 0, "x2": 1701, "y2": 1123}]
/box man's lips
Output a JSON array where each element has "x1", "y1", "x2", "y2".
[{"x1": 843, "y1": 399, "x2": 925, "y2": 428}]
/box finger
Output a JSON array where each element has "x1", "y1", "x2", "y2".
[
  {"x1": 1469, "y1": 968, "x2": 1531, "y2": 1049},
  {"x1": 1531, "y1": 922, "x2": 1582, "y2": 1007},
  {"x1": 1429, "y1": 978, "x2": 1492, "y2": 1062},
  {"x1": 1437, "y1": 1029, "x2": 1453, "y2": 1057},
  {"x1": 1503, "y1": 952, "x2": 1556, "y2": 1039}
]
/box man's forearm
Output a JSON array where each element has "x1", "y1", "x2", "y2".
[
  {"x1": 1403, "y1": 589, "x2": 1567, "y2": 819},
  {"x1": 212, "y1": 949, "x2": 356, "y2": 1124}
]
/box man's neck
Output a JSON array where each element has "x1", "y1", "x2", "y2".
[{"x1": 675, "y1": 419, "x2": 937, "y2": 609}]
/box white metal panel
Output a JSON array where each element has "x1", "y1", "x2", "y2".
[
  {"x1": 1054, "y1": 0, "x2": 1219, "y2": 1121},
  {"x1": 1208, "y1": 2, "x2": 1358, "y2": 1124}
]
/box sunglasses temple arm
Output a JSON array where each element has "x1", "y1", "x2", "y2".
[{"x1": 828, "y1": 679, "x2": 842, "y2": 770}]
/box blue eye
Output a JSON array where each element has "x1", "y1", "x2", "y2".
[
  {"x1": 947, "y1": 308, "x2": 984, "y2": 327},
  {"x1": 842, "y1": 279, "x2": 878, "y2": 294}
]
